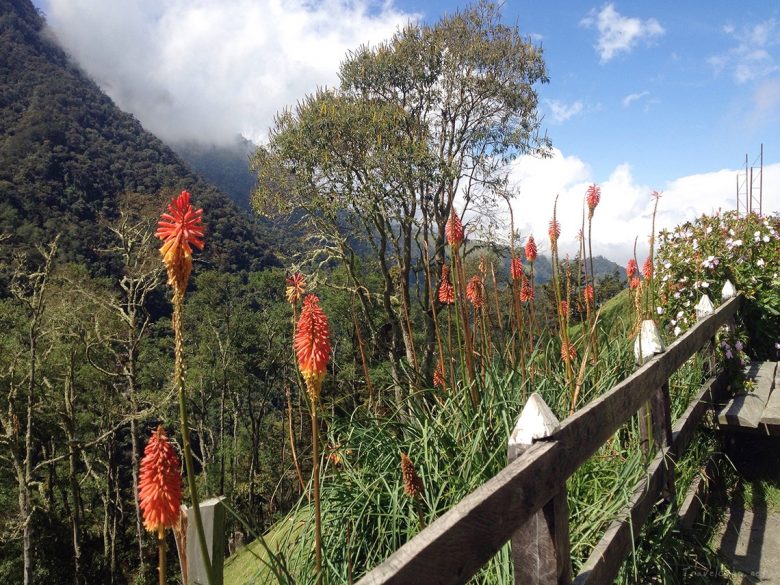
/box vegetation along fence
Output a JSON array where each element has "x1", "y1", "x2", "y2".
[{"x1": 355, "y1": 291, "x2": 744, "y2": 585}]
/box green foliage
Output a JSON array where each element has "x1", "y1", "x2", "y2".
[{"x1": 0, "y1": 0, "x2": 279, "y2": 274}]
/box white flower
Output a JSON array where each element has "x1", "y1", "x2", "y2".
[
  {"x1": 657, "y1": 307, "x2": 664, "y2": 315},
  {"x1": 702, "y1": 281, "x2": 709, "y2": 288},
  {"x1": 757, "y1": 259, "x2": 765, "y2": 267},
  {"x1": 674, "y1": 326, "x2": 682, "y2": 336},
  {"x1": 676, "y1": 310, "x2": 684, "y2": 318},
  {"x1": 763, "y1": 235, "x2": 770, "y2": 242}
]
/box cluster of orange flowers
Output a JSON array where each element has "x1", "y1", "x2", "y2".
[
  {"x1": 155, "y1": 190, "x2": 205, "y2": 293},
  {"x1": 138, "y1": 426, "x2": 182, "y2": 537}
]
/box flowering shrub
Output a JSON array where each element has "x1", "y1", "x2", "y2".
[{"x1": 656, "y1": 211, "x2": 780, "y2": 357}]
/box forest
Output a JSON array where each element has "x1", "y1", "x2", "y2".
[{"x1": 2, "y1": 1, "x2": 779, "y2": 584}]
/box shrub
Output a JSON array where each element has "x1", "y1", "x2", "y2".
[{"x1": 656, "y1": 211, "x2": 780, "y2": 358}]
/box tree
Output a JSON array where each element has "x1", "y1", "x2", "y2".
[{"x1": 252, "y1": 1, "x2": 549, "y2": 397}]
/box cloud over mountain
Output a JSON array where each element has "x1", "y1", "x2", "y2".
[{"x1": 40, "y1": 0, "x2": 416, "y2": 145}]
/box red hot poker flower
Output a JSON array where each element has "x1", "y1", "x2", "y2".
[
  {"x1": 138, "y1": 426, "x2": 182, "y2": 537},
  {"x1": 433, "y1": 360, "x2": 446, "y2": 390},
  {"x1": 438, "y1": 265, "x2": 455, "y2": 305},
  {"x1": 630, "y1": 276, "x2": 640, "y2": 290},
  {"x1": 524, "y1": 236, "x2": 537, "y2": 263},
  {"x1": 294, "y1": 295, "x2": 332, "y2": 402},
  {"x1": 466, "y1": 275, "x2": 485, "y2": 309},
  {"x1": 286, "y1": 272, "x2": 306, "y2": 306},
  {"x1": 400, "y1": 453, "x2": 424, "y2": 498},
  {"x1": 155, "y1": 190, "x2": 205, "y2": 293},
  {"x1": 559, "y1": 300, "x2": 569, "y2": 317},
  {"x1": 445, "y1": 208, "x2": 464, "y2": 250},
  {"x1": 561, "y1": 341, "x2": 577, "y2": 362},
  {"x1": 510, "y1": 257, "x2": 523, "y2": 281},
  {"x1": 626, "y1": 259, "x2": 638, "y2": 280},
  {"x1": 586, "y1": 184, "x2": 601, "y2": 216},
  {"x1": 584, "y1": 284, "x2": 595, "y2": 306},
  {"x1": 642, "y1": 257, "x2": 653, "y2": 280},
  {"x1": 548, "y1": 219, "x2": 561, "y2": 244},
  {"x1": 519, "y1": 277, "x2": 534, "y2": 302}
]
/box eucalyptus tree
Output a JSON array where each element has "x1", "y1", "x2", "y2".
[{"x1": 252, "y1": 1, "x2": 549, "y2": 395}]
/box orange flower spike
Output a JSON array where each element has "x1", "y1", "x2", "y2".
[
  {"x1": 466, "y1": 275, "x2": 485, "y2": 309},
  {"x1": 548, "y1": 218, "x2": 561, "y2": 244},
  {"x1": 286, "y1": 272, "x2": 306, "y2": 306},
  {"x1": 586, "y1": 184, "x2": 601, "y2": 217},
  {"x1": 584, "y1": 284, "x2": 595, "y2": 306},
  {"x1": 642, "y1": 257, "x2": 653, "y2": 280},
  {"x1": 138, "y1": 426, "x2": 182, "y2": 537},
  {"x1": 438, "y1": 265, "x2": 455, "y2": 305},
  {"x1": 626, "y1": 259, "x2": 638, "y2": 280},
  {"x1": 294, "y1": 295, "x2": 332, "y2": 402},
  {"x1": 400, "y1": 453, "x2": 424, "y2": 498},
  {"x1": 519, "y1": 277, "x2": 534, "y2": 302},
  {"x1": 510, "y1": 257, "x2": 523, "y2": 281},
  {"x1": 155, "y1": 190, "x2": 205, "y2": 292},
  {"x1": 560, "y1": 341, "x2": 577, "y2": 362},
  {"x1": 445, "y1": 208, "x2": 464, "y2": 251},
  {"x1": 630, "y1": 276, "x2": 641, "y2": 290},
  {"x1": 524, "y1": 236, "x2": 537, "y2": 263},
  {"x1": 433, "y1": 360, "x2": 446, "y2": 390},
  {"x1": 559, "y1": 300, "x2": 569, "y2": 317}
]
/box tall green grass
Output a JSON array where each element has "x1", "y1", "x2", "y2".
[{"x1": 225, "y1": 293, "x2": 732, "y2": 584}]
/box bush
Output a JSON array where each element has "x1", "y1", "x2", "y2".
[{"x1": 656, "y1": 211, "x2": 780, "y2": 359}]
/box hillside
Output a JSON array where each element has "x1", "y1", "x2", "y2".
[
  {"x1": 173, "y1": 136, "x2": 257, "y2": 211},
  {"x1": 0, "y1": 0, "x2": 278, "y2": 273}
]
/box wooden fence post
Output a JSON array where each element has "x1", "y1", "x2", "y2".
[
  {"x1": 508, "y1": 393, "x2": 572, "y2": 585},
  {"x1": 187, "y1": 496, "x2": 225, "y2": 585},
  {"x1": 634, "y1": 320, "x2": 665, "y2": 454}
]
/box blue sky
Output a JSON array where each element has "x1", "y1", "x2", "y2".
[
  {"x1": 392, "y1": 1, "x2": 779, "y2": 187},
  {"x1": 34, "y1": 1, "x2": 780, "y2": 261}
]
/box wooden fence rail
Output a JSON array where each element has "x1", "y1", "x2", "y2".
[{"x1": 356, "y1": 293, "x2": 743, "y2": 585}]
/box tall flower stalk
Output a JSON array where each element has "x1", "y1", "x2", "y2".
[
  {"x1": 155, "y1": 190, "x2": 214, "y2": 585},
  {"x1": 294, "y1": 295, "x2": 331, "y2": 584}
]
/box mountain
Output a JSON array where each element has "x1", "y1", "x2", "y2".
[
  {"x1": 173, "y1": 136, "x2": 257, "y2": 211},
  {"x1": 0, "y1": 0, "x2": 278, "y2": 273}
]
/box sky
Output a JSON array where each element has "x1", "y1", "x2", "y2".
[{"x1": 33, "y1": 0, "x2": 780, "y2": 262}]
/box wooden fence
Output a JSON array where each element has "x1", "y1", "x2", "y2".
[{"x1": 356, "y1": 292, "x2": 743, "y2": 585}]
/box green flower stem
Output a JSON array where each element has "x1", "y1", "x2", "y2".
[
  {"x1": 173, "y1": 291, "x2": 215, "y2": 585},
  {"x1": 311, "y1": 400, "x2": 322, "y2": 585}
]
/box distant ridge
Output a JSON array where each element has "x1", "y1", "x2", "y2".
[{"x1": 0, "y1": 0, "x2": 278, "y2": 272}]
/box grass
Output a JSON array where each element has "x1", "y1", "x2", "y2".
[{"x1": 225, "y1": 291, "x2": 748, "y2": 584}]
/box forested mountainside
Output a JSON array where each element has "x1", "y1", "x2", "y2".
[
  {"x1": 0, "y1": 0, "x2": 278, "y2": 273},
  {"x1": 173, "y1": 136, "x2": 257, "y2": 211}
]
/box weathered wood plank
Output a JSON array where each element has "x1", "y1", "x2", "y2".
[
  {"x1": 508, "y1": 394, "x2": 571, "y2": 585},
  {"x1": 356, "y1": 295, "x2": 742, "y2": 585},
  {"x1": 671, "y1": 369, "x2": 729, "y2": 456},
  {"x1": 573, "y1": 448, "x2": 672, "y2": 585},
  {"x1": 759, "y1": 362, "x2": 780, "y2": 432},
  {"x1": 678, "y1": 455, "x2": 721, "y2": 532},
  {"x1": 717, "y1": 361, "x2": 776, "y2": 428}
]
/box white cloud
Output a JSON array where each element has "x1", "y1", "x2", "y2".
[
  {"x1": 709, "y1": 18, "x2": 780, "y2": 84},
  {"x1": 622, "y1": 91, "x2": 649, "y2": 107},
  {"x1": 546, "y1": 99, "x2": 584, "y2": 123},
  {"x1": 580, "y1": 4, "x2": 664, "y2": 63},
  {"x1": 41, "y1": 0, "x2": 416, "y2": 145},
  {"x1": 501, "y1": 148, "x2": 780, "y2": 263}
]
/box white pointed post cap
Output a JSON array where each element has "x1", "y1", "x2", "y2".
[
  {"x1": 634, "y1": 319, "x2": 665, "y2": 365},
  {"x1": 509, "y1": 392, "x2": 560, "y2": 448},
  {"x1": 695, "y1": 295, "x2": 714, "y2": 320},
  {"x1": 721, "y1": 280, "x2": 736, "y2": 301}
]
